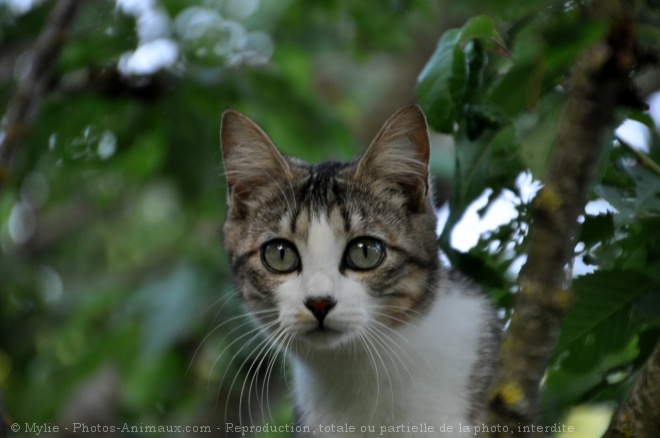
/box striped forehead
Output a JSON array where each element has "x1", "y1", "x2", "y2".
[
  {"x1": 278, "y1": 161, "x2": 352, "y2": 236},
  {"x1": 297, "y1": 161, "x2": 351, "y2": 210},
  {"x1": 284, "y1": 202, "x2": 351, "y2": 244}
]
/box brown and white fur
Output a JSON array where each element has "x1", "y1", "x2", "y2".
[{"x1": 220, "y1": 105, "x2": 500, "y2": 437}]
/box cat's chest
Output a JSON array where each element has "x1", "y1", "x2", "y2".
[{"x1": 294, "y1": 360, "x2": 470, "y2": 438}]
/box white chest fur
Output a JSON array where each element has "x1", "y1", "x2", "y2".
[{"x1": 292, "y1": 288, "x2": 491, "y2": 438}]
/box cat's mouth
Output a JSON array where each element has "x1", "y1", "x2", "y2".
[{"x1": 299, "y1": 326, "x2": 346, "y2": 348}]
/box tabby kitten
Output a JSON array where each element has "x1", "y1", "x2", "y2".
[{"x1": 220, "y1": 105, "x2": 500, "y2": 437}]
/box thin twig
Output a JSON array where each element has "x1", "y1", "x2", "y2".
[{"x1": 0, "y1": 0, "x2": 84, "y2": 191}]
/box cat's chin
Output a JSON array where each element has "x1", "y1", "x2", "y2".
[{"x1": 297, "y1": 328, "x2": 350, "y2": 350}]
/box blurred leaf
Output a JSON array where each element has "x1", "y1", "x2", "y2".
[
  {"x1": 60, "y1": 3, "x2": 137, "y2": 71},
  {"x1": 127, "y1": 264, "x2": 203, "y2": 359},
  {"x1": 462, "y1": 0, "x2": 560, "y2": 22},
  {"x1": 118, "y1": 136, "x2": 165, "y2": 183},
  {"x1": 543, "y1": 336, "x2": 639, "y2": 422},
  {"x1": 596, "y1": 166, "x2": 660, "y2": 227},
  {"x1": 517, "y1": 92, "x2": 566, "y2": 178},
  {"x1": 626, "y1": 110, "x2": 656, "y2": 130},
  {"x1": 416, "y1": 29, "x2": 464, "y2": 133},
  {"x1": 124, "y1": 351, "x2": 184, "y2": 410},
  {"x1": 579, "y1": 213, "x2": 614, "y2": 248},
  {"x1": 417, "y1": 15, "x2": 506, "y2": 133},
  {"x1": 635, "y1": 22, "x2": 660, "y2": 54},
  {"x1": 542, "y1": 19, "x2": 606, "y2": 77},
  {"x1": 440, "y1": 123, "x2": 522, "y2": 264},
  {"x1": 556, "y1": 270, "x2": 654, "y2": 372}
]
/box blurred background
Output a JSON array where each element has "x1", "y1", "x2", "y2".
[
  {"x1": 0, "y1": 0, "x2": 465, "y2": 436},
  {"x1": 1, "y1": 0, "x2": 659, "y2": 437}
]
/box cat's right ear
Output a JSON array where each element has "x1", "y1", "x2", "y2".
[
  {"x1": 353, "y1": 105, "x2": 430, "y2": 208},
  {"x1": 220, "y1": 110, "x2": 292, "y2": 209}
]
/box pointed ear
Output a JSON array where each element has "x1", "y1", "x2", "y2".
[
  {"x1": 220, "y1": 110, "x2": 292, "y2": 207},
  {"x1": 354, "y1": 105, "x2": 430, "y2": 202}
]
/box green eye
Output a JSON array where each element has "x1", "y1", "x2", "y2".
[
  {"x1": 262, "y1": 240, "x2": 300, "y2": 273},
  {"x1": 345, "y1": 237, "x2": 385, "y2": 271}
]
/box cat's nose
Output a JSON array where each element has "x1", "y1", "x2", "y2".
[{"x1": 304, "y1": 297, "x2": 336, "y2": 325}]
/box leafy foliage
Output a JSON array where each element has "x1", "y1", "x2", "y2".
[{"x1": 416, "y1": 0, "x2": 660, "y2": 428}]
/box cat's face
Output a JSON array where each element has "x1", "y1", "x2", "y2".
[{"x1": 221, "y1": 106, "x2": 440, "y2": 351}]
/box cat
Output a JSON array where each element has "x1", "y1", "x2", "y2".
[{"x1": 220, "y1": 105, "x2": 500, "y2": 437}]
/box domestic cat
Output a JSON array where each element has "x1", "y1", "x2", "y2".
[{"x1": 220, "y1": 105, "x2": 500, "y2": 437}]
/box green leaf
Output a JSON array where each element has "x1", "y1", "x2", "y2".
[
  {"x1": 420, "y1": 16, "x2": 516, "y2": 262},
  {"x1": 556, "y1": 270, "x2": 655, "y2": 371},
  {"x1": 489, "y1": 18, "x2": 604, "y2": 117},
  {"x1": 459, "y1": 15, "x2": 506, "y2": 48},
  {"x1": 416, "y1": 29, "x2": 463, "y2": 133},
  {"x1": 465, "y1": 103, "x2": 506, "y2": 140},
  {"x1": 579, "y1": 214, "x2": 614, "y2": 248},
  {"x1": 439, "y1": 123, "x2": 521, "y2": 259},
  {"x1": 634, "y1": 23, "x2": 660, "y2": 57},
  {"x1": 596, "y1": 166, "x2": 660, "y2": 227},
  {"x1": 543, "y1": 336, "x2": 639, "y2": 422},
  {"x1": 626, "y1": 110, "x2": 656, "y2": 130},
  {"x1": 543, "y1": 20, "x2": 607, "y2": 78},
  {"x1": 488, "y1": 58, "x2": 545, "y2": 116},
  {"x1": 517, "y1": 92, "x2": 566, "y2": 178},
  {"x1": 417, "y1": 15, "x2": 506, "y2": 133}
]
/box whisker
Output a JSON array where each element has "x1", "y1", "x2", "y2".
[
  {"x1": 361, "y1": 327, "x2": 396, "y2": 415},
  {"x1": 367, "y1": 323, "x2": 421, "y2": 398},
  {"x1": 253, "y1": 328, "x2": 291, "y2": 425},
  {"x1": 280, "y1": 333, "x2": 296, "y2": 389},
  {"x1": 355, "y1": 331, "x2": 381, "y2": 425},
  {"x1": 262, "y1": 331, "x2": 293, "y2": 424},
  {"x1": 205, "y1": 311, "x2": 278, "y2": 369},
  {"x1": 218, "y1": 320, "x2": 279, "y2": 420},
  {"x1": 208, "y1": 287, "x2": 241, "y2": 326},
  {"x1": 187, "y1": 308, "x2": 278, "y2": 377},
  {"x1": 226, "y1": 324, "x2": 281, "y2": 425},
  {"x1": 244, "y1": 327, "x2": 288, "y2": 428}
]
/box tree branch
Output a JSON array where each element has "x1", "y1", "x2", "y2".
[
  {"x1": 602, "y1": 341, "x2": 660, "y2": 437},
  {"x1": 487, "y1": 2, "x2": 636, "y2": 436},
  {"x1": 0, "y1": 0, "x2": 84, "y2": 191}
]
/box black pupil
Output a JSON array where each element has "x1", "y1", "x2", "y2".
[
  {"x1": 278, "y1": 244, "x2": 286, "y2": 260},
  {"x1": 361, "y1": 243, "x2": 369, "y2": 258}
]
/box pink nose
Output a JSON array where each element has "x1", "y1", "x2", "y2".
[{"x1": 304, "y1": 298, "x2": 336, "y2": 324}]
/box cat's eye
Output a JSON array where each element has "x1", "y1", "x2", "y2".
[
  {"x1": 262, "y1": 240, "x2": 300, "y2": 273},
  {"x1": 345, "y1": 237, "x2": 385, "y2": 271}
]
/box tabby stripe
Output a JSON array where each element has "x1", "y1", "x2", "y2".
[
  {"x1": 387, "y1": 243, "x2": 437, "y2": 270},
  {"x1": 339, "y1": 205, "x2": 351, "y2": 233},
  {"x1": 232, "y1": 248, "x2": 259, "y2": 273}
]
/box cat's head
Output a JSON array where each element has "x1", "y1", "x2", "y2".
[{"x1": 221, "y1": 105, "x2": 440, "y2": 350}]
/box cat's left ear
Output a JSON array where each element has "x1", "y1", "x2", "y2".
[{"x1": 354, "y1": 105, "x2": 430, "y2": 203}]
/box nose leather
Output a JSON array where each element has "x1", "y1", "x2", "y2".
[{"x1": 304, "y1": 297, "x2": 336, "y2": 326}]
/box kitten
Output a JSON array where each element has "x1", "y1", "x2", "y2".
[{"x1": 220, "y1": 105, "x2": 500, "y2": 437}]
